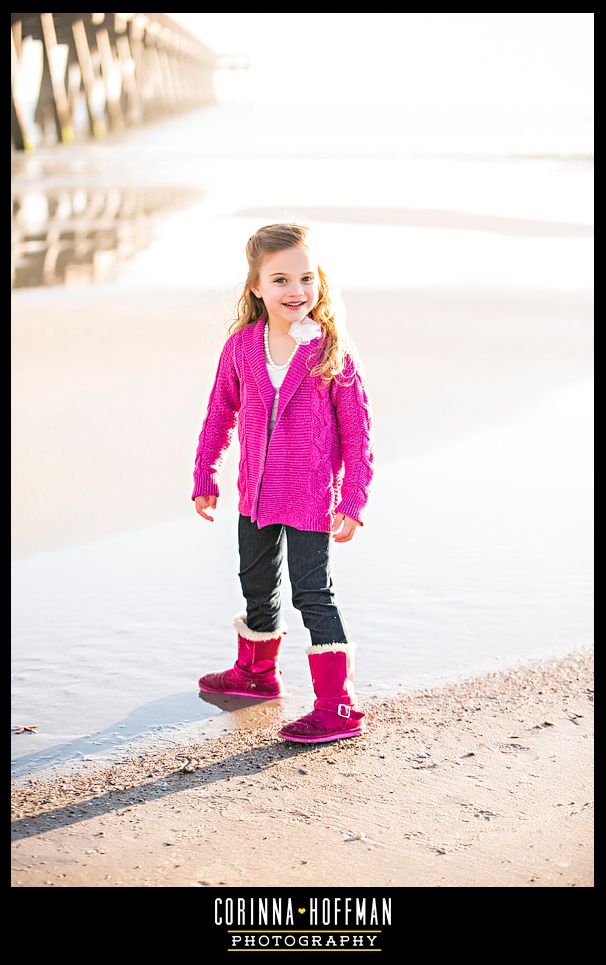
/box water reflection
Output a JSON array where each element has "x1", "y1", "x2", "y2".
[{"x1": 11, "y1": 183, "x2": 202, "y2": 288}]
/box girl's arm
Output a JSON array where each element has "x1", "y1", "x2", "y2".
[
  {"x1": 331, "y1": 353, "x2": 375, "y2": 526},
  {"x1": 191, "y1": 335, "x2": 241, "y2": 500}
]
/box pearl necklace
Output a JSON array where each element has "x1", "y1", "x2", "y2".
[{"x1": 263, "y1": 320, "x2": 299, "y2": 370}]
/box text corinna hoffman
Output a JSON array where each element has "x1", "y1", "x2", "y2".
[{"x1": 214, "y1": 896, "x2": 392, "y2": 926}]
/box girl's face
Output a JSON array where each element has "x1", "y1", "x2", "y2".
[{"x1": 251, "y1": 246, "x2": 320, "y2": 327}]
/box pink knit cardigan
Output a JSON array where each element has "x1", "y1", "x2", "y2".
[{"x1": 191, "y1": 317, "x2": 375, "y2": 532}]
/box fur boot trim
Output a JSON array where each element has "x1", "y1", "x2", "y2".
[
  {"x1": 305, "y1": 642, "x2": 353, "y2": 655},
  {"x1": 233, "y1": 611, "x2": 288, "y2": 642}
]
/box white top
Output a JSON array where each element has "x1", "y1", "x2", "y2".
[{"x1": 264, "y1": 317, "x2": 323, "y2": 441}]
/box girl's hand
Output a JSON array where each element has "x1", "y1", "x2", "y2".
[
  {"x1": 195, "y1": 494, "x2": 217, "y2": 522},
  {"x1": 331, "y1": 513, "x2": 361, "y2": 542}
]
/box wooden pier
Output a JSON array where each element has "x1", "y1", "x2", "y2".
[{"x1": 11, "y1": 12, "x2": 222, "y2": 150}]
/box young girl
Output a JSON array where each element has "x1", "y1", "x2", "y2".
[{"x1": 192, "y1": 223, "x2": 374, "y2": 743}]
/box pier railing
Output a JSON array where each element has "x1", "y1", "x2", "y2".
[{"x1": 11, "y1": 12, "x2": 222, "y2": 150}]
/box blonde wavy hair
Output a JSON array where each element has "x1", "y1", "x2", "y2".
[{"x1": 227, "y1": 222, "x2": 357, "y2": 387}]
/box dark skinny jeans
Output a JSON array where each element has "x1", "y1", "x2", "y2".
[{"x1": 238, "y1": 513, "x2": 349, "y2": 646}]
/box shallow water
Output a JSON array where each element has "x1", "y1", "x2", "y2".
[
  {"x1": 11, "y1": 378, "x2": 593, "y2": 778},
  {"x1": 11, "y1": 104, "x2": 593, "y2": 778}
]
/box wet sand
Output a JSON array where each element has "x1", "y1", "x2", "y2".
[
  {"x1": 11, "y1": 649, "x2": 593, "y2": 887},
  {"x1": 12, "y1": 125, "x2": 593, "y2": 884}
]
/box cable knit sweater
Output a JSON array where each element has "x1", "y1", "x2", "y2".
[{"x1": 191, "y1": 317, "x2": 375, "y2": 532}]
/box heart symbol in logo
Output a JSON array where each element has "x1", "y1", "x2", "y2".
[{"x1": 298, "y1": 908, "x2": 306, "y2": 914}]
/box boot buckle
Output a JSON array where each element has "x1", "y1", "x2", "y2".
[{"x1": 337, "y1": 703, "x2": 351, "y2": 718}]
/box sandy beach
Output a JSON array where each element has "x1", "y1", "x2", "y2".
[
  {"x1": 12, "y1": 103, "x2": 593, "y2": 887},
  {"x1": 11, "y1": 649, "x2": 593, "y2": 887}
]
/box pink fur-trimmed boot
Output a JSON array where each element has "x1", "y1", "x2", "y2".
[
  {"x1": 198, "y1": 611, "x2": 288, "y2": 699},
  {"x1": 279, "y1": 644, "x2": 365, "y2": 743}
]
